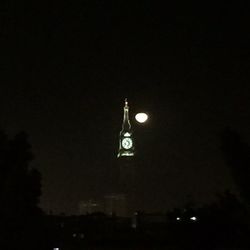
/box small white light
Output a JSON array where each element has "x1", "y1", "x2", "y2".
[
  {"x1": 190, "y1": 216, "x2": 197, "y2": 221},
  {"x1": 135, "y1": 113, "x2": 148, "y2": 123},
  {"x1": 176, "y1": 217, "x2": 181, "y2": 221},
  {"x1": 132, "y1": 222, "x2": 137, "y2": 229},
  {"x1": 53, "y1": 248, "x2": 59, "y2": 250}
]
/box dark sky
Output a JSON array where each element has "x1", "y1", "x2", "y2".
[{"x1": 1, "y1": 2, "x2": 250, "y2": 214}]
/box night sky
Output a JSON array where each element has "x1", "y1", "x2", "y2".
[{"x1": 1, "y1": 2, "x2": 250, "y2": 214}]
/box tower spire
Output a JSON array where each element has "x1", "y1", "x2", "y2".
[
  {"x1": 125, "y1": 98, "x2": 128, "y2": 107},
  {"x1": 122, "y1": 98, "x2": 131, "y2": 131}
]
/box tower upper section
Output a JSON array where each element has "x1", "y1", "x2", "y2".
[
  {"x1": 117, "y1": 99, "x2": 135, "y2": 157},
  {"x1": 121, "y1": 99, "x2": 131, "y2": 132}
]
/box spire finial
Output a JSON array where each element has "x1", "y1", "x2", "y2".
[{"x1": 125, "y1": 98, "x2": 128, "y2": 107}]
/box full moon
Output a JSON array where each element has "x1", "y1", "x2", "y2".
[{"x1": 135, "y1": 113, "x2": 148, "y2": 123}]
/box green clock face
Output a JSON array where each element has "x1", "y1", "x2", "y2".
[{"x1": 122, "y1": 138, "x2": 133, "y2": 149}]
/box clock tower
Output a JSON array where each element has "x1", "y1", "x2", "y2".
[
  {"x1": 117, "y1": 98, "x2": 135, "y2": 158},
  {"x1": 116, "y1": 99, "x2": 137, "y2": 215},
  {"x1": 104, "y1": 99, "x2": 137, "y2": 217}
]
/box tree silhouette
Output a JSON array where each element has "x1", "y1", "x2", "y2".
[
  {"x1": 0, "y1": 130, "x2": 44, "y2": 249},
  {"x1": 220, "y1": 127, "x2": 250, "y2": 206}
]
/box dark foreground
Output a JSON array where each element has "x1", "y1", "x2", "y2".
[
  {"x1": 1, "y1": 213, "x2": 249, "y2": 249},
  {"x1": 45, "y1": 214, "x2": 250, "y2": 250}
]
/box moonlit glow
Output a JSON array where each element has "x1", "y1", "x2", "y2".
[{"x1": 135, "y1": 113, "x2": 148, "y2": 123}]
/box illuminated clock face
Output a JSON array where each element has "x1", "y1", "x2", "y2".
[{"x1": 122, "y1": 138, "x2": 133, "y2": 149}]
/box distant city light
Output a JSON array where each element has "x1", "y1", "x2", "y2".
[
  {"x1": 190, "y1": 216, "x2": 197, "y2": 221},
  {"x1": 131, "y1": 222, "x2": 137, "y2": 229},
  {"x1": 135, "y1": 113, "x2": 148, "y2": 123}
]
